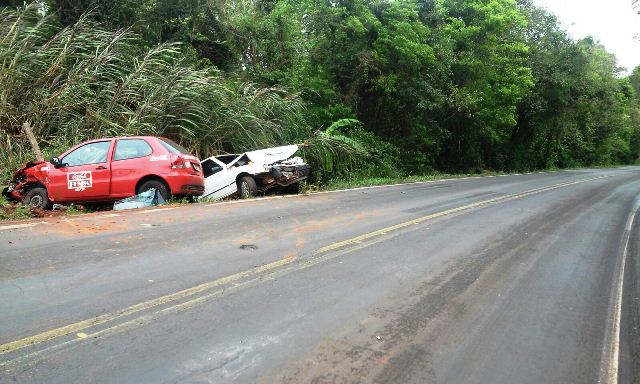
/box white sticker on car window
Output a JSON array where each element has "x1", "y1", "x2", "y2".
[{"x1": 68, "y1": 171, "x2": 93, "y2": 191}]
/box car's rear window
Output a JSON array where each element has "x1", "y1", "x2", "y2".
[{"x1": 158, "y1": 138, "x2": 190, "y2": 154}]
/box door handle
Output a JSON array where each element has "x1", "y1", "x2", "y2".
[{"x1": 96, "y1": 166, "x2": 108, "y2": 170}]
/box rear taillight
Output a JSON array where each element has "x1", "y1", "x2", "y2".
[
  {"x1": 171, "y1": 155, "x2": 198, "y2": 171},
  {"x1": 171, "y1": 155, "x2": 187, "y2": 169}
]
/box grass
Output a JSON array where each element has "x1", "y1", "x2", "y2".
[
  {"x1": 311, "y1": 171, "x2": 505, "y2": 192},
  {"x1": 0, "y1": 195, "x2": 100, "y2": 222},
  {"x1": 307, "y1": 163, "x2": 630, "y2": 192},
  {"x1": 0, "y1": 196, "x2": 35, "y2": 221}
]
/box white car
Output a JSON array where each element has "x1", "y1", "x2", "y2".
[{"x1": 199, "y1": 145, "x2": 311, "y2": 200}]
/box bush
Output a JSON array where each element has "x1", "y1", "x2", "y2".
[{"x1": 301, "y1": 119, "x2": 402, "y2": 184}]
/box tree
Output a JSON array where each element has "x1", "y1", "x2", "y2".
[
  {"x1": 630, "y1": 66, "x2": 640, "y2": 95},
  {"x1": 2, "y1": 0, "x2": 638, "y2": 182},
  {"x1": 437, "y1": 0, "x2": 533, "y2": 171}
]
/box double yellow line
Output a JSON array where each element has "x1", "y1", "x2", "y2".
[{"x1": 0, "y1": 174, "x2": 612, "y2": 367}]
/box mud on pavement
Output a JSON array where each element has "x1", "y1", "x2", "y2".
[{"x1": 276, "y1": 182, "x2": 619, "y2": 384}]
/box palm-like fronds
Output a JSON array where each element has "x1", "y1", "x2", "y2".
[
  {"x1": 300, "y1": 118, "x2": 401, "y2": 183},
  {"x1": 0, "y1": 4, "x2": 309, "y2": 180}
]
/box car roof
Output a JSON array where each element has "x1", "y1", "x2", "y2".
[{"x1": 85, "y1": 136, "x2": 161, "y2": 142}]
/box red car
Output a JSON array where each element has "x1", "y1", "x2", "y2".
[{"x1": 2, "y1": 136, "x2": 205, "y2": 209}]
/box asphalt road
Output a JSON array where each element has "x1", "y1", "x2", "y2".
[{"x1": 1, "y1": 168, "x2": 639, "y2": 384}]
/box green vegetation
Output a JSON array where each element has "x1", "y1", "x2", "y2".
[
  {"x1": 0, "y1": 196, "x2": 31, "y2": 220},
  {"x1": 1, "y1": 0, "x2": 640, "y2": 186},
  {"x1": 318, "y1": 173, "x2": 488, "y2": 192}
]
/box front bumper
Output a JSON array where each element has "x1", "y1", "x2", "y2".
[
  {"x1": 2, "y1": 185, "x2": 22, "y2": 202},
  {"x1": 268, "y1": 164, "x2": 311, "y2": 186}
]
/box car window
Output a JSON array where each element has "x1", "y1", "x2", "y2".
[
  {"x1": 114, "y1": 139, "x2": 153, "y2": 161},
  {"x1": 202, "y1": 159, "x2": 224, "y2": 178},
  {"x1": 158, "y1": 138, "x2": 190, "y2": 154},
  {"x1": 232, "y1": 154, "x2": 250, "y2": 167},
  {"x1": 216, "y1": 155, "x2": 238, "y2": 164},
  {"x1": 62, "y1": 141, "x2": 111, "y2": 167}
]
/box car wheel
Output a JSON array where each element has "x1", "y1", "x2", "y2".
[
  {"x1": 24, "y1": 187, "x2": 53, "y2": 210},
  {"x1": 238, "y1": 176, "x2": 258, "y2": 199},
  {"x1": 137, "y1": 180, "x2": 170, "y2": 201}
]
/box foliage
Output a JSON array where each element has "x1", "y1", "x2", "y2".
[
  {"x1": 0, "y1": 196, "x2": 32, "y2": 220},
  {"x1": 301, "y1": 119, "x2": 401, "y2": 184},
  {"x1": 436, "y1": 0, "x2": 533, "y2": 171},
  {"x1": 0, "y1": 4, "x2": 310, "y2": 181},
  {"x1": 1, "y1": 0, "x2": 639, "y2": 186},
  {"x1": 513, "y1": 1, "x2": 639, "y2": 169}
]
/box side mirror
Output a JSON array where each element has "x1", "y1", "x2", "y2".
[{"x1": 50, "y1": 157, "x2": 62, "y2": 168}]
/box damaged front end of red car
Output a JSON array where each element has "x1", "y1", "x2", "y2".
[{"x1": 2, "y1": 161, "x2": 46, "y2": 203}]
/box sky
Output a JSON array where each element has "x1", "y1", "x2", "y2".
[{"x1": 534, "y1": 0, "x2": 640, "y2": 74}]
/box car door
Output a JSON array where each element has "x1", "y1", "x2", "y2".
[
  {"x1": 48, "y1": 140, "x2": 113, "y2": 202},
  {"x1": 201, "y1": 157, "x2": 237, "y2": 199},
  {"x1": 110, "y1": 138, "x2": 155, "y2": 196}
]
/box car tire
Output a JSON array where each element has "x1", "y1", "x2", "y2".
[
  {"x1": 137, "y1": 180, "x2": 170, "y2": 201},
  {"x1": 24, "y1": 187, "x2": 53, "y2": 210},
  {"x1": 238, "y1": 176, "x2": 258, "y2": 199}
]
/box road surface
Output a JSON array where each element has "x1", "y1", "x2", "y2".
[{"x1": 1, "y1": 168, "x2": 639, "y2": 383}]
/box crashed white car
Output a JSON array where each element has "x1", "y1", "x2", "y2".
[{"x1": 200, "y1": 145, "x2": 311, "y2": 200}]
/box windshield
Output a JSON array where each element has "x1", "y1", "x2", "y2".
[
  {"x1": 158, "y1": 138, "x2": 190, "y2": 155},
  {"x1": 62, "y1": 141, "x2": 111, "y2": 166}
]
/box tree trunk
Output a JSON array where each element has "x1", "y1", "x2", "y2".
[{"x1": 23, "y1": 121, "x2": 44, "y2": 162}]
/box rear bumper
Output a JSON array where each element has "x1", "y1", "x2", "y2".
[
  {"x1": 180, "y1": 184, "x2": 205, "y2": 194},
  {"x1": 165, "y1": 174, "x2": 205, "y2": 196}
]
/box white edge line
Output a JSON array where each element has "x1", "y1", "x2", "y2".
[
  {"x1": 201, "y1": 168, "x2": 593, "y2": 206},
  {"x1": 202, "y1": 178, "x2": 479, "y2": 206},
  {"x1": 0, "y1": 168, "x2": 610, "y2": 226},
  {"x1": 0, "y1": 222, "x2": 46, "y2": 232},
  {"x1": 599, "y1": 195, "x2": 640, "y2": 384}
]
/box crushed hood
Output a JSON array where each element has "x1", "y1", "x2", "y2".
[
  {"x1": 245, "y1": 145, "x2": 299, "y2": 165},
  {"x1": 13, "y1": 161, "x2": 45, "y2": 179}
]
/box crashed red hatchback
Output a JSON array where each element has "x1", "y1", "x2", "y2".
[{"x1": 2, "y1": 136, "x2": 205, "y2": 209}]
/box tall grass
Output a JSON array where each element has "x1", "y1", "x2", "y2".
[
  {"x1": 0, "y1": 5, "x2": 392, "y2": 186},
  {"x1": 0, "y1": 5, "x2": 310, "y2": 181}
]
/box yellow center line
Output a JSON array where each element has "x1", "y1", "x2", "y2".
[
  {"x1": 0, "y1": 175, "x2": 613, "y2": 360},
  {"x1": 0, "y1": 257, "x2": 292, "y2": 356},
  {"x1": 314, "y1": 176, "x2": 609, "y2": 255},
  {"x1": 1, "y1": 235, "x2": 400, "y2": 369}
]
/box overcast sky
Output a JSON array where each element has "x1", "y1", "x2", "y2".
[{"x1": 534, "y1": 0, "x2": 640, "y2": 74}]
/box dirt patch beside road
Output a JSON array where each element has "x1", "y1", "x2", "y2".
[{"x1": 0, "y1": 199, "x2": 75, "y2": 221}]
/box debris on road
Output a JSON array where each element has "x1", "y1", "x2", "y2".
[
  {"x1": 200, "y1": 145, "x2": 311, "y2": 200},
  {"x1": 114, "y1": 188, "x2": 166, "y2": 211}
]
